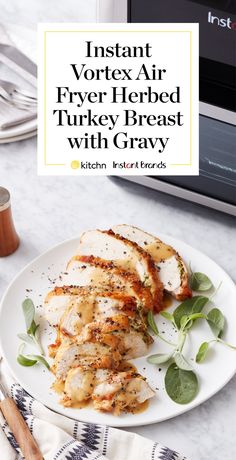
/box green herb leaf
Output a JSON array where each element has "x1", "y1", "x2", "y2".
[
  {"x1": 29, "y1": 320, "x2": 38, "y2": 336},
  {"x1": 147, "y1": 352, "x2": 173, "y2": 365},
  {"x1": 190, "y1": 272, "x2": 213, "y2": 291},
  {"x1": 207, "y1": 308, "x2": 225, "y2": 338},
  {"x1": 17, "y1": 343, "x2": 49, "y2": 369},
  {"x1": 174, "y1": 296, "x2": 209, "y2": 329},
  {"x1": 196, "y1": 342, "x2": 210, "y2": 363},
  {"x1": 27, "y1": 355, "x2": 50, "y2": 369},
  {"x1": 165, "y1": 363, "x2": 198, "y2": 404},
  {"x1": 160, "y1": 311, "x2": 175, "y2": 323},
  {"x1": 33, "y1": 324, "x2": 40, "y2": 342},
  {"x1": 22, "y1": 299, "x2": 35, "y2": 333},
  {"x1": 20, "y1": 299, "x2": 44, "y2": 355},
  {"x1": 187, "y1": 312, "x2": 207, "y2": 321},
  {"x1": 174, "y1": 352, "x2": 192, "y2": 371},
  {"x1": 180, "y1": 313, "x2": 207, "y2": 332},
  {"x1": 180, "y1": 315, "x2": 191, "y2": 331},
  {"x1": 17, "y1": 354, "x2": 38, "y2": 367},
  {"x1": 147, "y1": 311, "x2": 159, "y2": 335},
  {"x1": 17, "y1": 333, "x2": 34, "y2": 345}
]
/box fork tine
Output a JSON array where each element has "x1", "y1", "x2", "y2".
[
  {"x1": 0, "y1": 87, "x2": 12, "y2": 102},
  {"x1": 13, "y1": 93, "x2": 37, "y2": 105},
  {"x1": 0, "y1": 79, "x2": 37, "y2": 102},
  {"x1": 0, "y1": 94, "x2": 36, "y2": 112},
  {"x1": 15, "y1": 89, "x2": 37, "y2": 101}
]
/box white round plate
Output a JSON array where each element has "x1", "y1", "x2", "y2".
[
  {"x1": 0, "y1": 119, "x2": 37, "y2": 141},
  {"x1": 0, "y1": 128, "x2": 37, "y2": 143},
  {"x1": 0, "y1": 233, "x2": 235, "y2": 427}
]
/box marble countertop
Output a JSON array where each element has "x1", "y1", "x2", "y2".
[{"x1": 0, "y1": 2, "x2": 236, "y2": 459}]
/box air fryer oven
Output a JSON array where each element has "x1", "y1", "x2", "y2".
[{"x1": 124, "y1": 0, "x2": 236, "y2": 215}]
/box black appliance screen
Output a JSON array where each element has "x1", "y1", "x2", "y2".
[
  {"x1": 151, "y1": 115, "x2": 236, "y2": 206},
  {"x1": 128, "y1": 0, "x2": 236, "y2": 111}
]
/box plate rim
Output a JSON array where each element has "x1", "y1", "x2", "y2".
[
  {"x1": 0, "y1": 119, "x2": 37, "y2": 140},
  {"x1": 0, "y1": 128, "x2": 37, "y2": 143},
  {"x1": 0, "y1": 233, "x2": 236, "y2": 427}
]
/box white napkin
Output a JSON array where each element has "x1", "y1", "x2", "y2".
[{"x1": 0, "y1": 360, "x2": 187, "y2": 460}]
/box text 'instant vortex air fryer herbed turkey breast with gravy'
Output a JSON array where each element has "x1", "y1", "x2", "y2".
[{"x1": 44, "y1": 225, "x2": 191, "y2": 414}]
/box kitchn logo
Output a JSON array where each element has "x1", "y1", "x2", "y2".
[{"x1": 208, "y1": 11, "x2": 236, "y2": 30}]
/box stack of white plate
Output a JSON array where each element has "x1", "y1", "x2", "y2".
[
  {"x1": 0, "y1": 118, "x2": 37, "y2": 144},
  {"x1": 0, "y1": 24, "x2": 37, "y2": 144}
]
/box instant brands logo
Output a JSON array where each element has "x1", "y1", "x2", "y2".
[{"x1": 208, "y1": 11, "x2": 236, "y2": 30}]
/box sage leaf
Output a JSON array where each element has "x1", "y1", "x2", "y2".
[
  {"x1": 174, "y1": 352, "x2": 192, "y2": 371},
  {"x1": 22, "y1": 298, "x2": 35, "y2": 333},
  {"x1": 174, "y1": 296, "x2": 209, "y2": 329},
  {"x1": 187, "y1": 312, "x2": 207, "y2": 321},
  {"x1": 28, "y1": 355, "x2": 50, "y2": 369},
  {"x1": 20, "y1": 299, "x2": 44, "y2": 355},
  {"x1": 196, "y1": 342, "x2": 210, "y2": 363},
  {"x1": 17, "y1": 344, "x2": 49, "y2": 369},
  {"x1": 207, "y1": 308, "x2": 225, "y2": 338},
  {"x1": 29, "y1": 320, "x2": 38, "y2": 336},
  {"x1": 147, "y1": 352, "x2": 173, "y2": 365},
  {"x1": 180, "y1": 315, "x2": 191, "y2": 331},
  {"x1": 165, "y1": 363, "x2": 198, "y2": 404},
  {"x1": 17, "y1": 355, "x2": 38, "y2": 367},
  {"x1": 190, "y1": 272, "x2": 213, "y2": 291},
  {"x1": 34, "y1": 324, "x2": 40, "y2": 342},
  {"x1": 147, "y1": 311, "x2": 159, "y2": 335},
  {"x1": 17, "y1": 333, "x2": 34, "y2": 345},
  {"x1": 180, "y1": 313, "x2": 207, "y2": 331},
  {"x1": 160, "y1": 311, "x2": 175, "y2": 323}
]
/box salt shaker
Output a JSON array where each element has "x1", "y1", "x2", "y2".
[{"x1": 0, "y1": 187, "x2": 20, "y2": 257}]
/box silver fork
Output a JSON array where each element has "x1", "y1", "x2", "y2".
[{"x1": 0, "y1": 79, "x2": 37, "y2": 110}]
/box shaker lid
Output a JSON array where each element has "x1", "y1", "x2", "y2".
[{"x1": 0, "y1": 187, "x2": 10, "y2": 211}]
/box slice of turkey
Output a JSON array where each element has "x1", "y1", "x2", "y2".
[
  {"x1": 44, "y1": 286, "x2": 141, "y2": 330},
  {"x1": 77, "y1": 229, "x2": 163, "y2": 311},
  {"x1": 62, "y1": 367, "x2": 155, "y2": 413},
  {"x1": 112, "y1": 224, "x2": 192, "y2": 301},
  {"x1": 51, "y1": 319, "x2": 150, "y2": 382},
  {"x1": 51, "y1": 311, "x2": 151, "y2": 380},
  {"x1": 51, "y1": 340, "x2": 122, "y2": 381},
  {"x1": 60, "y1": 255, "x2": 154, "y2": 311},
  {"x1": 79, "y1": 315, "x2": 152, "y2": 359}
]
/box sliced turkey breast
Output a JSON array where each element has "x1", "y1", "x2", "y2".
[
  {"x1": 79, "y1": 315, "x2": 152, "y2": 359},
  {"x1": 46, "y1": 287, "x2": 149, "y2": 359},
  {"x1": 112, "y1": 224, "x2": 192, "y2": 301},
  {"x1": 60, "y1": 301, "x2": 148, "y2": 342},
  {"x1": 77, "y1": 229, "x2": 163, "y2": 311},
  {"x1": 92, "y1": 370, "x2": 155, "y2": 413},
  {"x1": 45, "y1": 286, "x2": 141, "y2": 331},
  {"x1": 51, "y1": 314, "x2": 151, "y2": 381},
  {"x1": 44, "y1": 287, "x2": 94, "y2": 328},
  {"x1": 63, "y1": 367, "x2": 95, "y2": 404},
  {"x1": 62, "y1": 366, "x2": 155, "y2": 413},
  {"x1": 52, "y1": 340, "x2": 122, "y2": 381},
  {"x1": 60, "y1": 255, "x2": 153, "y2": 311},
  {"x1": 44, "y1": 291, "x2": 72, "y2": 328}
]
